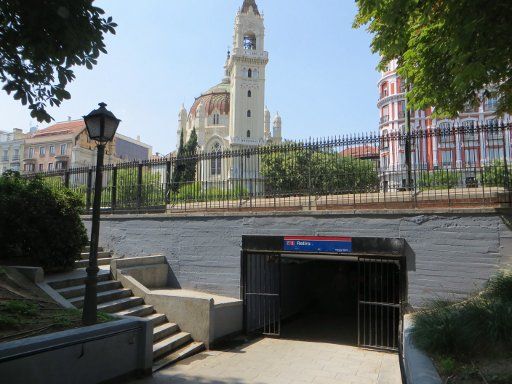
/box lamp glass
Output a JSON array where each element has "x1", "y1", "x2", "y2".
[
  {"x1": 84, "y1": 115, "x2": 102, "y2": 141},
  {"x1": 103, "y1": 117, "x2": 120, "y2": 142}
]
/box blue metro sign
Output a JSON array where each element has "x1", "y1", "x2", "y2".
[{"x1": 283, "y1": 236, "x2": 352, "y2": 253}]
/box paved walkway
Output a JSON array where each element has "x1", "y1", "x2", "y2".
[{"x1": 131, "y1": 337, "x2": 402, "y2": 384}]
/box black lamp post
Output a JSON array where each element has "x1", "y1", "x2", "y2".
[{"x1": 82, "y1": 102, "x2": 121, "y2": 325}]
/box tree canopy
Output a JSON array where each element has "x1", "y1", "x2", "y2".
[
  {"x1": 354, "y1": 0, "x2": 512, "y2": 116},
  {"x1": 0, "y1": 0, "x2": 117, "y2": 122}
]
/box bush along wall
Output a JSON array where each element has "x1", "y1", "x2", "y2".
[{"x1": 0, "y1": 171, "x2": 88, "y2": 271}]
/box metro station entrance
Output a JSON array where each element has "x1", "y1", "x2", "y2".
[{"x1": 241, "y1": 236, "x2": 407, "y2": 352}]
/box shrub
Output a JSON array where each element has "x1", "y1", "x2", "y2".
[
  {"x1": 418, "y1": 170, "x2": 462, "y2": 190},
  {"x1": 412, "y1": 270, "x2": 512, "y2": 358},
  {"x1": 481, "y1": 160, "x2": 508, "y2": 187},
  {"x1": 260, "y1": 147, "x2": 379, "y2": 195},
  {"x1": 0, "y1": 171, "x2": 88, "y2": 271},
  {"x1": 172, "y1": 181, "x2": 248, "y2": 202}
]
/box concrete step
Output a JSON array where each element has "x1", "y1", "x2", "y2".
[
  {"x1": 143, "y1": 313, "x2": 168, "y2": 328},
  {"x1": 83, "y1": 246, "x2": 104, "y2": 252},
  {"x1": 48, "y1": 272, "x2": 111, "y2": 290},
  {"x1": 116, "y1": 304, "x2": 155, "y2": 318},
  {"x1": 70, "y1": 288, "x2": 132, "y2": 309},
  {"x1": 80, "y1": 251, "x2": 111, "y2": 260},
  {"x1": 153, "y1": 332, "x2": 192, "y2": 361},
  {"x1": 98, "y1": 296, "x2": 144, "y2": 313},
  {"x1": 75, "y1": 258, "x2": 111, "y2": 269},
  {"x1": 57, "y1": 280, "x2": 122, "y2": 299},
  {"x1": 152, "y1": 342, "x2": 205, "y2": 372},
  {"x1": 153, "y1": 322, "x2": 179, "y2": 343}
]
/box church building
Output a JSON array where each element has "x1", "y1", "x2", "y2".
[{"x1": 177, "y1": 0, "x2": 282, "y2": 154}]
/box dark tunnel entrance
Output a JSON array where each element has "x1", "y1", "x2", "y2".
[{"x1": 241, "y1": 236, "x2": 406, "y2": 352}]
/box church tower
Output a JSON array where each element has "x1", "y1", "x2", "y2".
[{"x1": 227, "y1": 0, "x2": 268, "y2": 147}]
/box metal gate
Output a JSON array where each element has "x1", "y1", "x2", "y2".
[
  {"x1": 242, "y1": 252, "x2": 281, "y2": 336},
  {"x1": 357, "y1": 255, "x2": 403, "y2": 351}
]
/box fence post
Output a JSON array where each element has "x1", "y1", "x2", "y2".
[
  {"x1": 137, "y1": 162, "x2": 143, "y2": 211},
  {"x1": 165, "y1": 160, "x2": 171, "y2": 205},
  {"x1": 111, "y1": 166, "x2": 117, "y2": 213},
  {"x1": 64, "y1": 170, "x2": 70, "y2": 188},
  {"x1": 501, "y1": 124, "x2": 511, "y2": 206},
  {"x1": 86, "y1": 167, "x2": 93, "y2": 213}
]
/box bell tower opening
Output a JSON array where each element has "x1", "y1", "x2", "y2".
[{"x1": 243, "y1": 33, "x2": 256, "y2": 50}]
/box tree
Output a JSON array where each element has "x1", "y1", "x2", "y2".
[
  {"x1": 171, "y1": 131, "x2": 185, "y2": 192},
  {"x1": 183, "y1": 128, "x2": 198, "y2": 183},
  {"x1": 261, "y1": 146, "x2": 379, "y2": 195},
  {"x1": 354, "y1": 1, "x2": 512, "y2": 116},
  {"x1": 111, "y1": 167, "x2": 164, "y2": 208},
  {"x1": 0, "y1": 0, "x2": 117, "y2": 122}
]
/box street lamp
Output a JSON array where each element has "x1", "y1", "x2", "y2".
[{"x1": 82, "y1": 102, "x2": 121, "y2": 325}]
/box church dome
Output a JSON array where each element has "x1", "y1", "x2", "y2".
[{"x1": 189, "y1": 82, "x2": 230, "y2": 119}]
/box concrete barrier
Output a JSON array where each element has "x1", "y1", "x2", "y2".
[
  {"x1": 0, "y1": 318, "x2": 153, "y2": 384},
  {"x1": 113, "y1": 257, "x2": 243, "y2": 348},
  {"x1": 402, "y1": 315, "x2": 442, "y2": 384}
]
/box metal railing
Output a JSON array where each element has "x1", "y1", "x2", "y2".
[{"x1": 23, "y1": 123, "x2": 512, "y2": 214}]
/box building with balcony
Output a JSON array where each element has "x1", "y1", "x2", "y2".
[
  {"x1": 0, "y1": 128, "x2": 27, "y2": 173},
  {"x1": 377, "y1": 59, "x2": 511, "y2": 188},
  {"x1": 22, "y1": 119, "x2": 154, "y2": 173}
]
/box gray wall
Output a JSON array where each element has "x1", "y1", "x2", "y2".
[
  {"x1": 84, "y1": 212, "x2": 512, "y2": 307},
  {"x1": 0, "y1": 318, "x2": 153, "y2": 384}
]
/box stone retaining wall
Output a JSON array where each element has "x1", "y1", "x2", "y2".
[{"x1": 84, "y1": 211, "x2": 512, "y2": 307}]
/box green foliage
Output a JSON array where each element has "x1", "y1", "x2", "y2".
[
  {"x1": 482, "y1": 160, "x2": 508, "y2": 187},
  {"x1": 437, "y1": 356, "x2": 457, "y2": 376},
  {"x1": 111, "y1": 167, "x2": 164, "y2": 208},
  {"x1": 0, "y1": 171, "x2": 88, "y2": 271},
  {"x1": 172, "y1": 181, "x2": 248, "y2": 202},
  {"x1": 418, "y1": 170, "x2": 462, "y2": 190},
  {"x1": 260, "y1": 147, "x2": 379, "y2": 195},
  {"x1": 183, "y1": 128, "x2": 198, "y2": 182},
  {"x1": 412, "y1": 270, "x2": 512, "y2": 358},
  {"x1": 172, "y1": 129, "x2": 199, "y2": 192},
  {"x1": 354, "y1": 1, "x2": 512, "y2": 115},
  {"x1": 0, "y1": 300, "x2": 38, "y2": 328},
  {"x1": 0, "y1": 0, "x2": 117, "y2": 122}
]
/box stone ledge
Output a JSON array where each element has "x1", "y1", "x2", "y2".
[
  {"x1": 82, "y1": 207, "x2": 510, "y2": 221},
  {"x1": 402, "y1": 315, "x2": 442, "y2": 384}
]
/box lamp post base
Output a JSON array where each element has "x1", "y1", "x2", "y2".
[{"x1": 82, "y1": 265, "x2": 100, "y2": 325}]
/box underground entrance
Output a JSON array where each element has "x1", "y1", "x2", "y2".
[{"x1": 241, "y1": 236, "x2": 407, "y2": 352}]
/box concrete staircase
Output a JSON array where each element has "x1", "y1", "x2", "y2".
[
  {"x1": 48, "y1": 269, "x2": 204, "y2": 371},
  {"x1": 75, "y1": 246, "x2": 113, "y2": 268}
]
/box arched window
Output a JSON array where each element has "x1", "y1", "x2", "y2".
[
  {"x1": 248, "y1": 90, "x2": 252, "y2": 98},
  {"x1": 247, "y1": 110, "x2": 251, "y2": 118},
  {"x1": 248, "y1": 69, "x2": 252, "y2": 78},
  {"x1": 212, "y1": 114, "x2": 220, "y2": 125},
  {"x1": 247, "y1": 130, "x2": 251, "y2": 138},
  {"x1": 211, "y1": 142, "x2": 222, "y2": 176}
]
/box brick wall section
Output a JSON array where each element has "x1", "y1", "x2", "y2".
[{"x1": 84, "y1": 213, "x2": 512, "y2": 307}]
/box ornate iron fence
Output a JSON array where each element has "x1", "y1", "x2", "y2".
[{"x1": 24, "y1": 122, "x2": 512, "y2": 213}]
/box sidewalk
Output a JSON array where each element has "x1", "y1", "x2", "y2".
[{"x1": 130, "y1": 336, "x2": 402, "y2": 384}]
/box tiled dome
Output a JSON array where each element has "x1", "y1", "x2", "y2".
[{"x1": 189, "y1": 82, "x2": 230, "y2": 119}]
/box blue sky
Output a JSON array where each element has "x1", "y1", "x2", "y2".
[{"x1": 0, "y1": 0, "x2": 380, "y2": 154}]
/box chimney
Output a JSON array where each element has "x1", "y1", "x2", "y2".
[
  {"x1": 67, "y1": 116, "x2": 71, "y2": 121},
  {"x1": 137, "y1": 135, "x2": 141, "y2": 141}
]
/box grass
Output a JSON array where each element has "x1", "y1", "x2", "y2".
[
  {"x1": 0, "y1": 299, "x2": 114, "y2": 341},
  {"x1": 412, "y1": 270, "x2": 512, "y2": 383}
]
